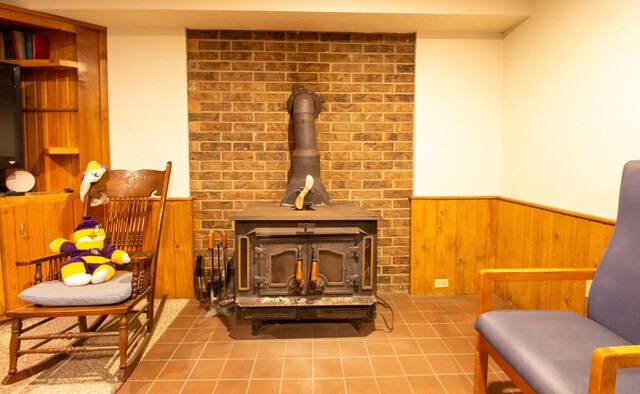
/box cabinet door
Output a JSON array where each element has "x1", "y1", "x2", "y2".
[{"x1": 1, "y1": 195, "x2": 82, "y2": 312}]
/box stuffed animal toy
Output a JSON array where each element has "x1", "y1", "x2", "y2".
[
  {"x1": 80, "y1": 160, "x2": 109, "y2": 207},
  {"x1": 50, "y1": 215, "x2": 131, "y2": 286}
]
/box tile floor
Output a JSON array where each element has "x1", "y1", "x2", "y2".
[{"x1": 118, "y1": 293, "x2": 519, "y2": 394}]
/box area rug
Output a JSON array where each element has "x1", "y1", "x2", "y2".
[{"x1": 0, "y1": 298, "x2": 189, "y2": 394}]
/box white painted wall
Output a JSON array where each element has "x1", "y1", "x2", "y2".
[
  {"x1": 107, "y1": 27, "x2": 190, "y2": 197},
  {"x1": 500, "y1": 0, "x2": 640, "y2": 219},
  {"x1": 414, "y1": 33, "x2": 503, "y2": 196}
]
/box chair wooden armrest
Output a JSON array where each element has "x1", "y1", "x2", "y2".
[
  {"x1": 589, "y1": 345, "x2": 640, "y2": 394},
  {"x1": 477, "y1": 268, "x2": 597, "y2": 314},
  {"x1": 123, "y1": 250, "x2": 154, "y2": 297},
  {"x1": 15, "y1": 253, "x2": 68, "y2": 284}
]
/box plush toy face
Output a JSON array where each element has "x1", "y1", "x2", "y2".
[{"x1": 73, "y1": 224, "x2": 107, "y2": 250}]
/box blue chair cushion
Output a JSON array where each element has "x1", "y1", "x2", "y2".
[
  {"x1": 18, "y1": 272, "x2": 133, "y2": 306},
  {"x1": 476, "y1": 310, "x2": 640, "y2": 394}
]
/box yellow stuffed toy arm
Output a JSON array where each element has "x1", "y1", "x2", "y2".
[
  {"x1": 50, "y1": 237, "x2": 71, "y2": 253},
  {"x1": 111, "y1": 249, "x2": 131, "y2": 265}
]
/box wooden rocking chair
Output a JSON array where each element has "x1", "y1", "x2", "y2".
[{"x1": 2, "y1": 162, "x2": 171, "y2": 385}]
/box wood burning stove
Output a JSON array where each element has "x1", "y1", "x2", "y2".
[
  {"x1": 231, "y1": 87, "x2": 381, "y2": 335},
  {"x1": 232, "y1": 202, "x2": 380, "y2": 334}
]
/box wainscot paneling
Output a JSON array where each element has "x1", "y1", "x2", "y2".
[{"x1": 410, "y1": 196, "x2": 614, "y2": 313}]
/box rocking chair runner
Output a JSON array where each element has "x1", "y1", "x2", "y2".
[{"x1": 2, "y1": 162, "x2": 171, "y2": 385}]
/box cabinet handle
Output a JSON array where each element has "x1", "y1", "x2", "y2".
[{"x1": 20, "y1": 222, "x2": 26, "y2": 238}]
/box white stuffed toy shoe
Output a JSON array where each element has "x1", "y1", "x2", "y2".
[
  {"x1": 64, "y1": 272, "x2": 92, "y2": 287},
  {"x1": 91, "y1": 269, "x2": 110, "y2": 284}
]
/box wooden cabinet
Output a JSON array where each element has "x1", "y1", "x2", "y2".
[{"x1": 0, "y1": 3, "x2": 110, "y2": 192}]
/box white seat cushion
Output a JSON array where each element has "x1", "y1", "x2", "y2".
[{"x1": 18, "y1": 272, "x2": 133, "y2": 306}]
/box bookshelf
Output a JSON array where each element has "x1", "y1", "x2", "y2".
[{"x1": 0, "y1": 3, "x2": 110, "y2": 192}]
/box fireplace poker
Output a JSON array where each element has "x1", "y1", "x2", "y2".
[{"x1": 206, "y1": 230, "x2": 232, "y2": 317}]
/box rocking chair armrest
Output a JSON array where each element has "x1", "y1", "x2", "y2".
[
  {"x1": 15, "y1": 252, "x2": 67, "y2": 267},
  {"x1": 477, "y1": 268, "x2": 598, "y2": 315},
  {"x1": 589, "y1": 345, "x2": 640, "y2": 394},
  {"x1": 123, "y1": 250, "x2": 155, "y2": 298}
]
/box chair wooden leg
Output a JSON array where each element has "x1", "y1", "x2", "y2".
[
  {"x1": 3, "y1": 318, "x2": 22, "y2": 384},
  {"x1": 2, "y1": 315, "x2": 108, "y2": 385},
  {"x1": 118, "y1": 314, "x2": 129, "y2": 379},
  {"x1": 474, "y1": 334, "x2": 489, "y2": 394},
  {"x1": 147, "y1": 295, "x2": 155, "y2": 333}
]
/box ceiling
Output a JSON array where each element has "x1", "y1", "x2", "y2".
[{"x1": 4, "y1": 0, "x2": 534, "y2": 35}]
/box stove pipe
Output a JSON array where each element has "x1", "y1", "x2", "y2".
[{"x1": 281, "y1": 88, "x2": 332, "y2": 207}]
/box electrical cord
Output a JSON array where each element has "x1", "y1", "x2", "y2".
[{"x1": 375, "y1": 294, "x2": 394, "y2": 333}]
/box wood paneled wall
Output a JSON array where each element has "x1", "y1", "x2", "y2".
[{"x1": 410, "y1": 197, "x2": 615, "y2": 312}]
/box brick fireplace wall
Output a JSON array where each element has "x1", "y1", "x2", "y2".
[{"x1": 186, "y1": 30, "x2": 414, "y2": 292}]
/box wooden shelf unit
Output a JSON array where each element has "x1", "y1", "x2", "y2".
[{"x1": 0, "y1": 2, "x2": 110, "y2": 193}]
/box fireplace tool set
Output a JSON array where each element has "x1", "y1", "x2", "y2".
[{"x1": 193, "y1": 230, "x2": 234, "y2": 317}]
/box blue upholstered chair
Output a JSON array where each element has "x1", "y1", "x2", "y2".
[{"x1": 474, "y1": 161, "x2": 640, "y2": 394}]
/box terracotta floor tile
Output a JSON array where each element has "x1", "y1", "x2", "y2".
[
  {"x1": 392, "y1": 301, "x2": 419, "y2": 312},
  {"x1": 128, "y1": 360, "x2": 167, "y2": 380},
  {"x1": 200, "y1": 341, "x2": 233, "y2": 359},
  {"x1": 426, "y1": 354, "x2": 465, "y2": 374},
  {"x1": 285, "y1": 340, "x2": 313, "y2": 358},
  {"x1": 156, "y1": 328, "x2": 189, "y2": 344},
  {"x1": 251, "y1": 358, "x2": 284, "y2": 379},
  {"x1": 406, "y1": 375, "x2": 446, "y2": 394},
  {"x1": 313, "y1": 358, "x2": 344, "y2": 378},
  {"x1": 282, "y1": 357, "x2": 313, "y2": 379},
  {"x1": 184, "y1": 327, "x2": 214, "y2": 343},
  {"x1": 442, "y1": 337, "x2": 475, "y2": 354},
  {"x1": 314, "y1": 378, "x2": 346, "y2": 394},
  {"x1": 344, "y1": 377, "x2": 379, "y2": 393},
  {"x1": 408, "y1": 324, "x2": 438, "y2": 338},
  {"x1": 398, "y1": 355, "x2": 434, "y2": 375},
  {"x1": 386, "y1": 324, "x2": 414, "y2": 338},
  {"x1": 338, "y1": 339, "x2": 368, "y2": 357},
  {"x1": 189, "y1": 359, "x2": 225, "y2": 380},
  {"x1": 432, "y1": 323, "x2": 463, "y2": 337},
  {"x1": 377, "y1": 376, "x2": 413, "y2": 394},
  {"x1": 131, "y1": 294, "x2": 520, "y2": 394},
  {"x1": 280, "y1": 378, "x2": 313, "y2": 394},
  {"x1": 454, "y1": 354, "x2": 476, "y2": 373},
  {"x1": 228, "y1": 341, "x2": 259, "y2": 358},
  {"x1": 181, "y1": 380, "x2": 217, "y2": 393},
  {"x1": 400, "y1": 311, "x2": 428, "y2": 324},
  {"x1": 341, "y1": 357, "x2": 374, "y2": 377},
  {"x1": 172, "y1": 342, "x2": 206, "y2": 360},
  {"x1": 365, "y1": 339, "x2": 395, "y2": 356},
  {"x1": 157, "y1": 359, "x2": 196, "y2": 380},
  {"x1": 213, "y1": 379, "x2": 249, "y2": 393},
  {"x1": 168, "y1": 314, "x2": 197, "y2": 329},
  {"x1": 117, "y1": 380, "x2": 154, "y2": 394},
  {"x1": 247, "y1": 378, "x2": 281, "y2": 392},
  {"x1": 416, "y1": 338, "x2": 449, "y2": 354},
  {"x1": 369, "y1": 356, "x2": 404, "y2": 377},
  {"x1": 390, "y1": 338, "x2": 422, "y2": 355},
  {"x1": 147, "y1": 380, "x2": 185, "y2": 393},
  {"x1": 257, "y1": 341, "x2": 287, "y2": 358},
  {"x1": 313, "y1": 340, "x2": 340, "y2": 357},
  {"x1": 437, "y1": 373, "x2": 473, "y2": 393},
  {"x1": 219, "y1": 359, "x2": 254, "y2": 379},
  {"x1": 143, "y1": 343, "x2": 178, "y2": 360}
]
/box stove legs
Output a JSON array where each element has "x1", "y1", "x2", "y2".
[{"x1": 251, "y1": 320, "x2": 263, "y2": 336}]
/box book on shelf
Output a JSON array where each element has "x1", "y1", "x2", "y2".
[
  {"x1": 31, "y1": 34, "x2": 50, "y2": 59},
  {"x1": 0, "y1": 33, "x2": 5, "y2": 60},
  {"x1": 11, "y1": 31, "x2": 26, "y2": 59}
]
